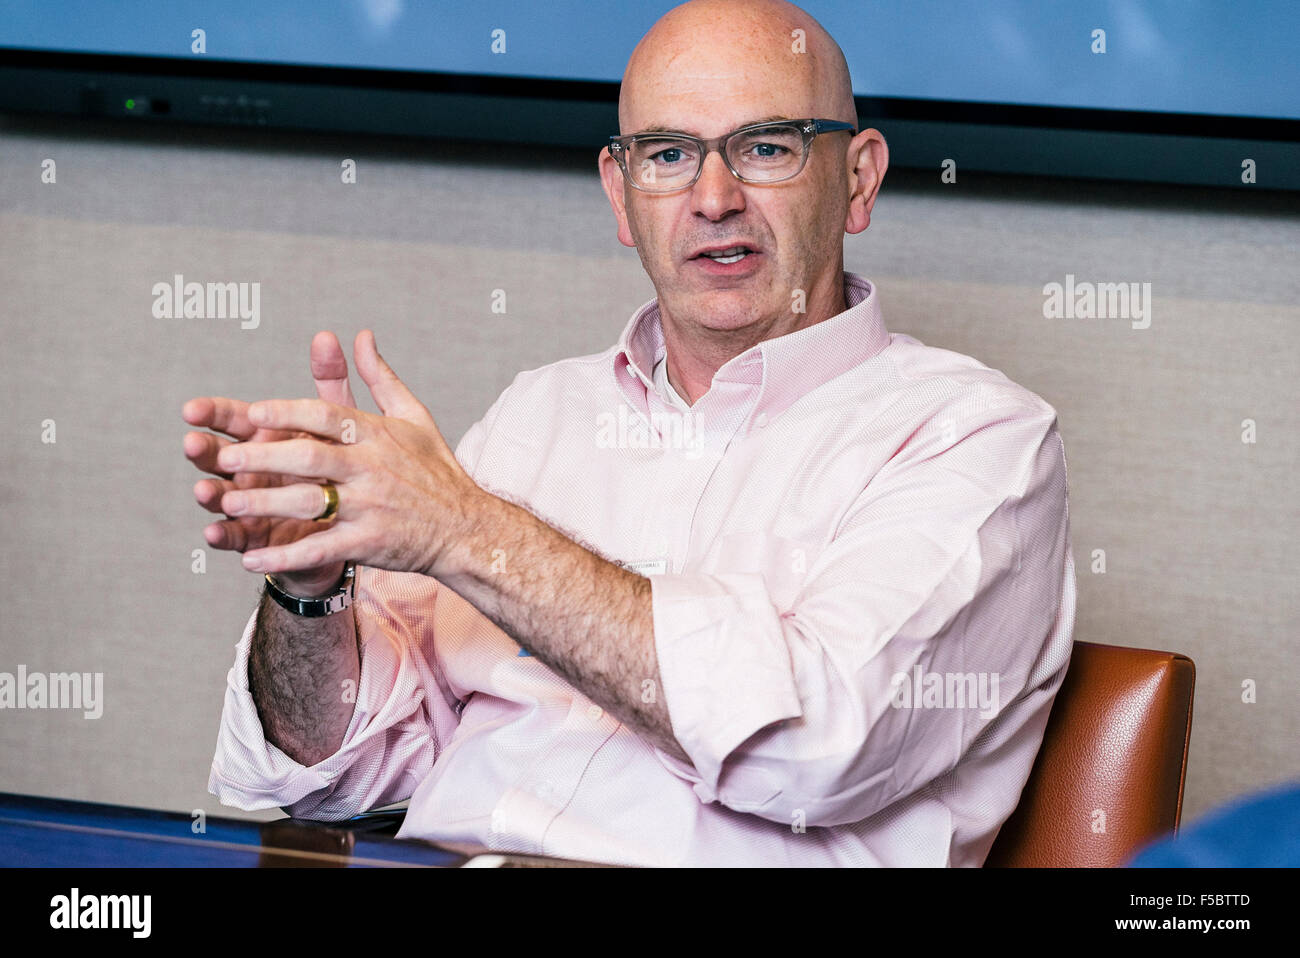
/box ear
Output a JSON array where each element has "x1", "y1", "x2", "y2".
[
  {"x1": 598, "y1": 147, "x2": 637, "y2": 248},
  {"x1": 844, "y1": 129, "x2": 889, "y2": 235}
]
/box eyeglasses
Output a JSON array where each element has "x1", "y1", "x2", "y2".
[{"x1": 607, "y1": 118, "x2": 856, "y2": 193}]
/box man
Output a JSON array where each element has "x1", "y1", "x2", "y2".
[{"x1": 184, "y1": 0, "x2": 1075, "y2": 866}]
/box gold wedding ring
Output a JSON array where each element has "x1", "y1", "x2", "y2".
[{"x1": 316, "y1": 482, "x2": 340, "y2": 521}]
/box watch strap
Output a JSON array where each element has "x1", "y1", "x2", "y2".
[{"x1": 264, "y1": 562, "x2": 356, "y2": 617}]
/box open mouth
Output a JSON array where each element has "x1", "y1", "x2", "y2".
[{"x1": 694, "y1": 245, "x2": 756, "y2": 265}]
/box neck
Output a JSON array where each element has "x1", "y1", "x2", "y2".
[{"x1": 661, "y1": 271, "x2": 848, "y2": 405}]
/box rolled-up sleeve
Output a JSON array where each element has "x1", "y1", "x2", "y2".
[
  {"x1": 650, "y1": 397, "x2": 1073, "y2": 828},
  {"x1": 208, "y1": 568, "x2": 463, "y2": 820}
]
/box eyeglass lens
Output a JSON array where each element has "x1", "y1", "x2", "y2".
[{"x1": 624, "y1": 125, "x2": 806, "y2": 190}]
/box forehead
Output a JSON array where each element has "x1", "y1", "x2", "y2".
[
  {"x1": 621, "y1": 34, "x2": 820, "y2": 137},
  {"x1": 634, "y1": 113, "x2": 800, "y2": 136}
]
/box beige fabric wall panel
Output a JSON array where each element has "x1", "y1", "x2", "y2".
[{"x1": 1, "y1": 116, "x2": 1296, "y2": 833}]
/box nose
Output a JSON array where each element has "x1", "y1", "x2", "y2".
[{"x1": 690, "y1": 148, "x2": 746, "y2": 221}]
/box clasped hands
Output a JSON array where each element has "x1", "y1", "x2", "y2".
[{"x1": 183, "y1": 330, "x2": 489, "y2": 592}]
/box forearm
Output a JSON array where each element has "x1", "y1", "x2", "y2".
[
  {"x1": 248, "y1": 590, "x2": 360, "y2": 767},
  {"x1": 441, "y1": 494, "x2": 689, "y2": 763}
]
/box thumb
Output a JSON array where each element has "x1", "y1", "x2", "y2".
[
  {"x1": 310, "y1": 331, "x2": 358, "y2": 409},
  {"x1": 354, "y1": 329, "x2": 432, "y2": 423}
]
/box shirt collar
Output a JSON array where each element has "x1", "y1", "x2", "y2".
[{"x1": 612, "y1": 271, "x2": 890, "y2": 421}]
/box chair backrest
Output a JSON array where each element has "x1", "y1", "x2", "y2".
[{"x1": 984, "y1": 640, "x2": 1195, "y2": 867}]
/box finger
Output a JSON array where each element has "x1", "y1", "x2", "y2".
[
  {"x1": 195, "y1": 475, "x2": 280, "y2": 514},
  {"x1": 311, "y1": 331, "x2": 359, "y2": 409},
  {"x1": 243, "y1": 527, "x2": 355, "y2": 575},
  {"x1": 202, "y1": 515, "x2": 264, "y2": 552},
  {"x1": 203, "y1": 515, "x2": 321, "y2": 554},
  {"x1": 184, "y1": 430, "x2": 237, "y2": 479},
  {"x1": 181, "y1": 397, "x2": 258, "y2": 441},
  {"x1": 216, "y1": 435, "x2": 352, "y2": 480},
  {"x1": 354, "y1": 329, "x2": 434, "y2": 424},
  {"x1": 194, "y1": 476, "x2": 240, "y2": 514},
  {"x1": 221, "y1": 481, "x2": 342, "y2": 522},
  {"x1": 245, "y1": 398, "x2": 356, "y2": 442},
  {"x1": 192, "y1": 463, "x2": 293, "y2": 511}
]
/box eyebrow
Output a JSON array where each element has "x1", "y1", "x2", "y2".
[{"x1": 633, "y1": 114, "x2": 793, "y2": 136}]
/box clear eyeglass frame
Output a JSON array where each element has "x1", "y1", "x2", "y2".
[{"x1": 607, "y1": 118, "x2": 857, "y2": 193}]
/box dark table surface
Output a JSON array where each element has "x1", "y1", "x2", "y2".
[{"x1": 0, "y1": 792, "x2": 605, "y2": 867}]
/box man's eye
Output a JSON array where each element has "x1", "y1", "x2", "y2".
[
  {"x1": 647, "y1": 144, "x2": 692, "y2": 164},
  {"x1": 750, "y1": 142, "x2": 789, "y2": 158}
]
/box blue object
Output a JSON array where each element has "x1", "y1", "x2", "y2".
[
  {"x1": 0, "y1": 791, "x2": 464, "y2": 867},
  {"x1": 2, "y1": 1, "x2": 1298, "y2": 120},
  {"x1": 1128, "y1": 780, "x2": 1300, "y2": 867}
]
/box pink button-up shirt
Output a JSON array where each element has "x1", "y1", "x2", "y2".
[{"x1": 209, "y1": 272, "x2": 1076, "y2": 867}]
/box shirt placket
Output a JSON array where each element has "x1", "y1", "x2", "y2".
[{"x1": 645, "y1": 388, "x2": 751, "y2": 570}]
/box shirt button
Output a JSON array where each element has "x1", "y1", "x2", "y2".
[
  {"x1": 755, "y1": 412, "x2": 768, "y2": 428},
  {"x1": 586, "y1": 704, "x2": 604, "y2": 721}
]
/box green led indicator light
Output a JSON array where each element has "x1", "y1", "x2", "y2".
[{"x1": 125, "y1": 99, "x2": 135, "y2": 110}]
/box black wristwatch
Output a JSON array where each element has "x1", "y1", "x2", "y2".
[{"x1": 264, "y1": 562, "x2": 357, "y2": 617}]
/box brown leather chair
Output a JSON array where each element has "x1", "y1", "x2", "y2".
[{"x1": 984, "y1": 641, "x2": 1195, "y2": 867}]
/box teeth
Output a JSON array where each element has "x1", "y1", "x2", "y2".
[{"x1": 702, "y1": 246, "x2": 751, "y2": 264}]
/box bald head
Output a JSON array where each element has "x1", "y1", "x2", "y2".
[{"x1": 619, "y1": 0, "x2": 856, "y2": 134}]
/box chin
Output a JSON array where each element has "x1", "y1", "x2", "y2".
[{"x1": 685, "y1": 290, "x2": 768, "y2": 331}]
